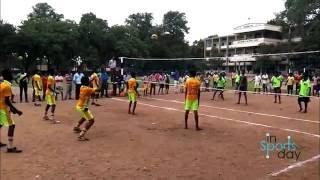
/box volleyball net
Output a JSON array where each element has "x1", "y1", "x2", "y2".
[{"x1": 111, "y1": 50, "x2": 320, "y2": 98}]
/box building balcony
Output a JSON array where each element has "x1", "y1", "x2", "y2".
[{"x1": 220, "y1": 38, "x2": 282, "y2": 49}]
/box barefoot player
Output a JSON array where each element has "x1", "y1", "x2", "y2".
[
  {"x1": 73, "y1": 76, "x2": 100, "y2": 141},
  {"x1": 298, "y1": 74, "x2": 312, "y2": 113},
  {"x1": 0, "y1": 69, "x2": 23, "y2": 153},
  {"x1": 32, "y1": 70, "x2": 42, "y2": 106},
  {"x1": 127, "y1": 72, "x2": 139, "y2": 115},
  {"x1": 184, "y1": 70, "x2": 201, "y2": 131},
  {"x1": 43, "y1": 69, "x2": 60, "y2": 123},
  {"x1": 90, "y1": 69, "x2": 101, "y2": 106}
]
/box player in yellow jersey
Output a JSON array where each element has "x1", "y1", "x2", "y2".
[
  {"x1": 32, "y1": 70, "x2": 42, "y2": 106},
  {"x1": 127, "y1": 72, "x2": 139, "y2": 115},
  {"x1": 0, "y1": 69, "x2": 23, "y2": 153},
  {"x1": 73, "y1": 76, "x2": 100, "y2": 141},
  {"x1": 43, "y1": 69, "x2": 60, "y2": 123},
  {"x1": 90, "y1": 69, "x2": 101, "y2": 106},
  {"x1": 184, "y1": 70, "x2": 201, "y2": 131}
]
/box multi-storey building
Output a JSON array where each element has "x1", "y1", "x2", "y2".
[{"x1": 204, "y1": 23, "x2": 286, "y2": 72}]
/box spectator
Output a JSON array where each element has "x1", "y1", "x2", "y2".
[
  {"x1": 100, "y1": 68, "x2": 109, "y2": 98},
  {"x1": 42, "y1": 73, "x2": 48, "y2": 101},
  {"x1": 73, "y1": 69, "x2": 84, "y2": 100},
  {"x1": 55, "y1": 72, "x2": 64, "y2": 101},
  {"x1": 15, "y1": 70, "x2": 29, "y2": 103},
  {"x1": 64, "y1": 71, "x2": 73, "y2": 100}
]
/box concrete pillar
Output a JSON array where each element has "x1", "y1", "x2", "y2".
[{"x1": 218, "y1": 37, "x2": 221, "y2": 53}]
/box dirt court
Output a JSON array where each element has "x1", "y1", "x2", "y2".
[{"x1": 0, "y1": 90, "x2": 319, "y2": 180}]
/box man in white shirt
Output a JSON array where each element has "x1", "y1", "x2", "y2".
[
  {"x1": 73, "y1": 69, "x2": 84, "y2": 100},
  {"x1": 253, "y1": 73, "x2": 262, "y2": 93},
  {"x1": 261, "y1": 73, "x2": 269, "y2": 93},
  {"x1": 55, "y1": 73, "x2": 64, "y2": 101}
]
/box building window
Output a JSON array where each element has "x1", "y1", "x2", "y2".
[{"x1": 221, "y1": 43, "x2": 225, "y2": 46}]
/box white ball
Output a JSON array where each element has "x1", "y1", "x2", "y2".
[{"x1": 151, "y1": 34, "x2": 158, "y2": 40}]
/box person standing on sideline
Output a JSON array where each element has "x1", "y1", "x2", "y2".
[
  {"x1": 15, "y1": 70, "x2": 29, "y2": 103},
  {"x1": 55, "y1": 72, "x2": 64, "y2": 101},
  {"x1": 253, "y1": 73, "x2": 262, "y2": 93},
  {"x1": 73, "y1": 69, "x2": 84, "y2": 100},
  {"x1": 231, "y1": 71, "x2": 236, "y2": 87},
  {"x1": 286, "y1": 73, "x2": 294, "y2": 95},
  {"x1": 100, "y1": 68, "x2": 109, "y2": 98},
  {"x1": 42, "y1": 73, "x2": 48, "y2": 101},
  {"x1": 0, "y1": 69, "x2": 23, "y2": 153},
  {"x1": 271, "y1": 72, "x2": 282, "y2": 104},
  {"x1": 32, "y1": 70, "x2": 42, "y2": 106},
  {"x1": 127, "y1": 72, "x2": 139, "y2": 115},
  {"x1": 174, "y1": 71, "x2": 180, "y2": 94},
  {"x1": 165, "y1": 73, "x2": 170, "y2": 94},
  {"x1": 235, "y1": 71, "x2": 240, "y2": 92},
  {"x1": 150, "y1": 73, "x2": 156, "y2": 96},
  {"x1": 298, "y1": 74, "x2": 311, "y2": 113},
  {"x1": 294, "y1": 72, "x2": 302, "y2": 95},
  {"x1": 184, "y1": 70, "x2": 201, "y2": 131},
  {"x1": 312, "y1": 74, "x2": 319, "y2": 96},
  {"x1": 64, "y1": 71, "x2": 73, "y2": 100},
  {"x1": 261, "y1": 72, "x2": 269, "y2": 93},
  {"x1": 90, "y1": 69, "x2": 101, "y2": 106},
  {"x1": 237, "y1": 70, "x2": 248, "y2": 105}
]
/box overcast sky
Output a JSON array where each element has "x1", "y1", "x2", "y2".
[{"x1": 1, "y1": 0, "x2": 285, "y2": 42}]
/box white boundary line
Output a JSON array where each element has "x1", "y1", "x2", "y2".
[
  {"x1": 111, "y1": 98, "x2": 320, "y2": 138},
  {"x1": 270, "y1": 154, "x2": 320, "y2": 176},
  {"x1": 145, "y1": 97, "x2": 319, "y2": 124}
]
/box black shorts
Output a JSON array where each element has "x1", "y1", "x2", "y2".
[
  {"x1": 239, "y1": 86, "x2": 247, "y2": 91},
  {"x1": 298, "y1": 97, "x2": 310, "y2": 102},
  {"x1": 165, "y1": 85, "x2": 169, "y2": 89},
  {"x1": 160, "y1": 84, "x2": 164, "y2": 88},
  {"x1": 274, "y1": 87, "x2": 281, "y2": 93},
  {"x1": 216, "y1": 87, "x2": 224, "y2": 91}
]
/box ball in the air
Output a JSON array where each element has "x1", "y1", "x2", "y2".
[
  {"x1": 17, "y1": 56, "x2": 23, "y2": 60},
  {"x1": 151, "y1": 34, "x2": 158, "y2": 40}
]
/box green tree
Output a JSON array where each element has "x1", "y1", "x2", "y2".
[{"x1": 0, "y1": 22, "x2": 17, "y2": 69}]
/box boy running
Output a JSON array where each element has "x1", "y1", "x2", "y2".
[
  {"x1": 298, "y1": 74, "x2": 311, "y2": 113},
  {"x1": 73, "y1": 76, "x2": 100, "y2": 141},
  {"x1": 127, "y1": 72, "x2": 139, "y2": 115},
  {"x1": 0, "y1": 69, "x2": 23, "y2": 153},
  {"x1": 43, "y1": 69, "x2": 60, "y2": 123},
  {"x1": 184, "y1": 70, "x2": 201, "y2": 131},
  {"x1": 32, "y1": 70, "x2": 42, "y2": 106}
]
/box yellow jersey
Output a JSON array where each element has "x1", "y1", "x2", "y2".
[
  {"x1": 91, "y1": 73, "x2": 99, "y2": 88},
  {"x1": 76, "y1": 86, "x2": 96, "y2": 108},
  {"x1": 0, "y1": 80, "x2": 12, "y2": 110},
  {"x1": 46, "y1": 75, "x2": 55, "y2": 95},
  {"x1": 32, "y1": 74, "x2": 42, "y2": 89}
]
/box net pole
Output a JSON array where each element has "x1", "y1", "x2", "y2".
[{"x1": 120, "y1": 57, "x2": 124, "y2": 76}]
